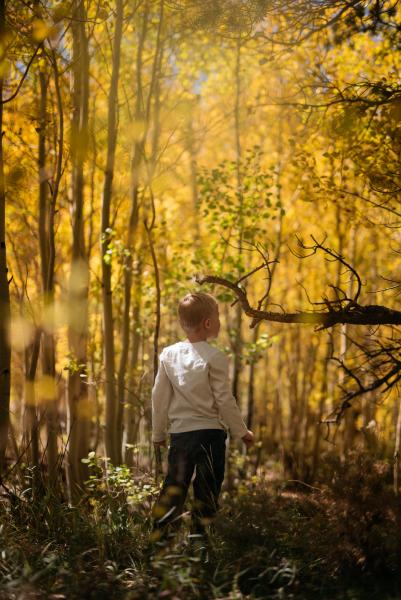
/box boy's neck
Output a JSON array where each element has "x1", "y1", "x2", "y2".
[{"x1": 185, "y1": 336, "x2": 208, "y2": 343}]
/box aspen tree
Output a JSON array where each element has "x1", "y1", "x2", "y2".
[
  {"x1": 102, "y1": 0, "x2": 124, "y2": 465},
  {"x1": 67, "y1": 0, "x2": 90, "y2": 495},
  {"x1": 0, "y1": 0, "x2": 10, "y2": 474}
]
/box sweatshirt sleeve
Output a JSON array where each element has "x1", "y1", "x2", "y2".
[
  {"x1": 209, "y1": 351, "x2": 248, "y2": 439},
  {"x1": 151, "y1": 351, "x2": 173, "y2": 443}
]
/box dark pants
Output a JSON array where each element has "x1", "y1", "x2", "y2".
[{"x1": 152, "y1": 429, "x2": 227, "y2": 536}]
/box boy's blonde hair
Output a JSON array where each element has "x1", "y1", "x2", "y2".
[{"x1": 178, "y1": 292, "x2": 218, "y2": 331}]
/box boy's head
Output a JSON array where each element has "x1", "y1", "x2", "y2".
[{"x1": 178, "y1": 292, "x2": 220, "y2": 339}]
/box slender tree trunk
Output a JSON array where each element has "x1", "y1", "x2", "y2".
[
  {"x1": 290, "y1": 325, "x2": 301, "y2": 438},
  {"x1": 102, "y1": 0, "x2": 124, "y2": 465},
  {"x1": 246, "y1": 139, "x2": 283, "y2": 430},
  {"x1": 393, "y1": 395, "x2": 401, "y2": 495},
  {"x1": 36, "y1": 42, "x2": 60, "y2": 485},
  {"x1": 25, "y1": 330, "x2": 42, "y2": 492},
  {"x1": 146, "y1": 206, "x2": 161, "y2": 383},
  {"x1": 124, "y1": 260, "x2": 143, "y2": 466},
  {"x1": 187, "y1": 118, "x2": 201, "y2": 247},
  {"x1": 144, "y1": 207, "x2": 162, "y2": 468},
  {"x1": 67, "y1": 0, "x2": 90, "y2": 496},
  {"x1": 232, "y1": 38, "x2": 243, "y2": 402},
  {"x1": 116, "y1": 204, "x2": 139, "y2": 460},
  {"x1": 148, "y1": 1, "x2": 164, "y2": 172},
  {"x1": 116, "y1": 4, "x2": 150, "y2": 462},
  {"x1": 143, "y1": 1, "x2": 165, "y2": 455},
  {"x1": 299, "y1": 341, "x2": 318, "y2": 479},
  {"x1": 0, "y1": 0, "x2": 11, "y2": 474},
  {"x1": 246, "y1": 353, "x2": 256, "y2": 431},
  {"x1": 343, "y1": 225, "x2": 358, "y2": 455},
  {"x1": 274, "y1": 335, "x2": 286, "y2": 472},
  {"x1": 362, "y1": 227, "x2": 379, "y2": 451},
  {"x1": 38, "y1": 72, "x2": 48, "y2": 284},
  {"x1": 311, "y1": 337, "x2": 332, "y2": 480}
]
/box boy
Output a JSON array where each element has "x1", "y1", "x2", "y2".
[{"x1": 151, "y1": 292, "x2": 254, "y2": 541}]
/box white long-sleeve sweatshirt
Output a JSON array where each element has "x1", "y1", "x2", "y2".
[{"x1": 151, "y1": 340, "x2": 248, "y2": 442}]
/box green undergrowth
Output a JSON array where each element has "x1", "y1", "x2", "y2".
[{"x1": 0, "y1": 452, "x2": 401, "y2": 599}]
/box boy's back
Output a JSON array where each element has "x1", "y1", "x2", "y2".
[{"x1": 152, "y1": 339, "x2": 248, "y2": 443}]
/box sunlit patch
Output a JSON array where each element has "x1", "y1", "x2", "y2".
[
  {"x1": 35, "y1": 375, "x2": 57, "y2": 403},
  {"x1": 9, "y1": 316, "x2": 34, "y2": 351}
]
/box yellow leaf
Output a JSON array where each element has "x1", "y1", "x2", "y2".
[{"x1": 32, "y1": 19, "x2": 53, "y2": 42}]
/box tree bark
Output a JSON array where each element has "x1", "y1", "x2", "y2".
[
  {"x1": 232, "y1": 38, "x2": 243, "y2": 402},
  {"x1": 116, "y1": 3, "x2": 150, "y2": 463},
  {"x1": 342, "y1": 225, "x2": 358, "y2": 455},
  {"x1": 24, "y1": 330, "x2": 42, "y2": 492},
  {"x1": 37, "y1": 62, "x2": 59, "y2": 485},
  {"x1": 311, "y1": 338, "x2": 331, "y2": 480},
  {"x1": 393, "y1": 395, "x2": 401, "y2": 495},
  {"x1": 102, "y1": 0, "x2": 124, "y2": 465},
  {"x1": 246, "y1": 130, "x2": 283, "y2": 430},
  {"x1": 0, "y1": 0, "x2": 11, "y2": 475},
  {"x1": 67, "y1": 0, "x2": 90, "y2": 497},
  {"x1": 187, "y1": 118, "x2": 201, "y2": 247},
  {"x1": 124, "y1": 259, "x2": 144, "y2": 466}
]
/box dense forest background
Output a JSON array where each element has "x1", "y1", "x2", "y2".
[{"x1": 1, "y1": 1, "x2": 401, "y2": 598}]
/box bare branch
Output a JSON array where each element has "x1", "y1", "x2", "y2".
[
  {"x1": 2, "y1": 44, "x2": 43, "y2": 104},
  {"x1": 321, "y1": 364, "x2": 401, "y2": 425},
  {"x1": 195, "y1": 233, "x2": 400, "y2": 328},
  {"x1": 195, "y1": 271, "x2": 401, "y2": 329}
]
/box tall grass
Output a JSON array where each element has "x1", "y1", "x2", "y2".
[{"x1": 1, "y1": 450, "x2": 400, "y2": 599}]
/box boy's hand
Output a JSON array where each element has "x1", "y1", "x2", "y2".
[
  {"x1": 153, "y1": 439, "x2": 166, "y2": 448},
  {"x1": 241, "y1": 430, "x2": 254, "y2": 448}
]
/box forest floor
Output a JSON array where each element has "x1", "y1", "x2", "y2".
[{"x1": 0, "y1": 451, "x2": 401, "y2": 599}]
